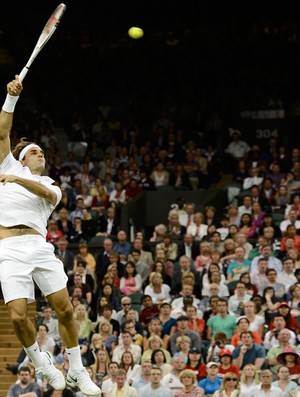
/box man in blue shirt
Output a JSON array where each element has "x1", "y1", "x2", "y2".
[{"x1": 232, "y1": 331, "x2": 266, "y2": 370}]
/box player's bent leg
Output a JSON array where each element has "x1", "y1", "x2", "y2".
[
  {"x1": 7, "y1": 298, "x2": 36, "y2": 347},
  {"x1": 7, "y1": 298, "x2": 65, "y2": 390},
  {"x1": 46, "y1": 287, "x2": 78, "y2": 347}
]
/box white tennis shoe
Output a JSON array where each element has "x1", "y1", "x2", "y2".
[
  {"x1": 37, "y1": 351, "x2": 65, "y2": 390},
  {"x1": 66, "y1": 368, "x2": 101, "y2": 395}
]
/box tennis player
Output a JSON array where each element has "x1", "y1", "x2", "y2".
[{"x1": 0, "y1": 76, "x2": 100, "y2": 395}]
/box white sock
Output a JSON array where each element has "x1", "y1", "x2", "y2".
[
  {"x1": 24, "y1": 342, "x2": 44, "y2": 369},
  {"x1": 66, "y1": 346, "x2": 83, "y2": 371}
]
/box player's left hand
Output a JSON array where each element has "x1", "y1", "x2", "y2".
[{"x1": 0, "y1": 174, "x2": 17, "y2": 184}]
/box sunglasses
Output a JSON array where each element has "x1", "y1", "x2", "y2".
[{"x1": 226, "y1": 378, "x2": 238, "y2": 381}]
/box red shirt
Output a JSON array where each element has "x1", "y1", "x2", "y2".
[
  {"x1": 218, "y1": 364, "x2": 240, "y2": 378},
  {"x1": 186, "y1": 363, "x2": 207, "y2": 380},
  {"x1": 139, "y1": 305, "x2": 160, "y2": 326}
]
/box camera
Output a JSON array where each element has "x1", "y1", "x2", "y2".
[{"x1": 215, "y1": 341, "x2": 222, "y2": 346}]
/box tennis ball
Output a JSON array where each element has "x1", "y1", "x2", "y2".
[{"x1": 128, "y1": 27, "x2": 144, "y2": 39}]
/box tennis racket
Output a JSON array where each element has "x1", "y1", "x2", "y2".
[{"x1": 19, "y1": 3, "x2": 66, "y2": 82}]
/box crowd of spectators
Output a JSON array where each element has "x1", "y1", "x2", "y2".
[{"x1": 5, "y1": 113, "x2": 300, "y2": 396}]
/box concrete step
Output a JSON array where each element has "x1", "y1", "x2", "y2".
[
  {"x1": 0, "y1": 300, "x2": 37, "y2": 395},
  {"x1": 0, "y1": 341, "x2": 22, "y2": 348},
  {"x1": 0, "y1": 329, "x2": 16, "y2": 334}
]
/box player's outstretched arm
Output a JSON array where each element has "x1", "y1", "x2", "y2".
[
  {"x1": 0, "y1": 76, "x2": 23, "y2": 163},
  {"x1": 0, "y1": 174, "x2": 57, "y2": 205}
]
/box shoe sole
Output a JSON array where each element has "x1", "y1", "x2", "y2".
[{"x1": 66, "y1": 378, "x2": 100, "y2": 395}]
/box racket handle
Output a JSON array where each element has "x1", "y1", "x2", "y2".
[{"x1": 19, "y1": 67, "x2": 29, "y2": 83}]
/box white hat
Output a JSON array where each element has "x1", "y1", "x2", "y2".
[
  {"x1": 229, "y1": 128, "x2": 241, "y2": 137},
  {"x1": 206, "y1": 361, "x2": 220, "y2": 368}
]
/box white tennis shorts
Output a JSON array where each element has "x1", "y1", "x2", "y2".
[{"x1": 0, "y1": 235, "x2": 68, "y2": 304}]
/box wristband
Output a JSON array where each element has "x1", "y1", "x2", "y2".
[{"x1": 2, "y1": 94, "x2": 19, "y2": 113}]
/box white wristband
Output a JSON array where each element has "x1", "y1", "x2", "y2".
[{"x1": 2, "y1": 94, "x2": 19, "y2": 113}]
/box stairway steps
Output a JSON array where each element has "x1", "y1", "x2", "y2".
[
  {"x1": 0, "y1": 342, "x2": 22, "y2": 348},
  {"x1": 0, "y1": 300, "x2": 37, "y2": 396}
]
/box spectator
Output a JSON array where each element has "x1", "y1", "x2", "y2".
[
  {"x1": 259, "y1": 268, "x2": 286, "y2": 298},
  {"x1": 167, "y1": 212, "x2": 187, "y2": 242},
  {"x1": 174, "y1": 369, "x2": 205, "y2": 397},
  {"x1": 250, "y1": 257, "x2": 269, "y2": 294},
  {"x1": 206, "y1": 332, "x2": 234, "y2": 364},
  {"x1": 172, "y1": 255, "x2": 201, "y2": 296},
  {"x1": 119, "y1": 351, "x2": 141, "y2": 386},
  {"x1": 206, "y1": 299, "x2": 237, "y2": 341},
  {"x1": 116, "y1": 297, "x2": 139, "y2": 326},
  {"x1": 240, "y1": 364, "x2": 261, "y2": 396},
  {"x1": 237, "y1": 272, "x2": 258, "y2": 297},
  {"x1": 155, "y1": 234, "x2": 179, "y2": 262},
  {"x1": 144, "y1": 272, "x2": 171, "y2": 304},
  {"x1": 212, "y1": 372, "x2": 244, "y2": 397},
  {"x1": 280, "y1": 209, "x2": 300, "y2": 234},
  {"x1": 145, "y1": 260, "x2": 172, "y2": 288},
  {"x1": 54, "y1": 237, "x2": 75, "y2": 276},
  {"x1": 249, "y1": 369, "x2": 282, "y2": 397},
  {"x1": 40, "y1": 305, "x2": 61, "y2": 348},
  {"x1": 120, "y1": 319, "x2": 143, "y2": 348},
  {"x1": 271, "y1": 364, "x2": 298, "y2": 394},
  {"x1": 68, "y1": 273, "x2": 92, "y2": 306},
  {"x1": 237, "y1": 301, "x2": 263, "y2": 339},
  {"x1": 56, "y1": 207, "x2": 75, "y2": 242},
  {"x1": 95, "y1": 237, "x2": 115, "y2": 282},
  {"x1": 217, "y1": 350, "x2": 240, "y2": 379},
  {"x1": 268, "y1": 302, "x2": 300, "y2": 335},
  {"x1": 227, "y1": 246, "x2": 251, "y2": 281},
  {"x1": 73, "y1": 303, "x2": 93, "y2": 340},
  {"x1": 73, "y1": 256, "x2": 95, "y2": 294},
  {"x1": 228, "y1": 282, "x2": 252, "y2": 316},
  {"x1": 171, "y1": 284, "x2": 201, "y2": 311},
  {"x1": 90, "y1": 347, "x2": 110, "y2": 387},
  {"x1": 250, "y1": 244, "x2": 282, "y2": 274},
  {"x1": 139, "y1": 367, "x2": 173, "y2": 397},
  {"x1": 120, "y1": 261, "x2": 142, "y2": 296},
  {"x1": 46, "y1": 219, "x2": 64, "y2": 245},
  {"x1": 161, "y1": 355, "x2": 187, "y2": 395},
  {"x1": 170, "y1": 315, "x2": 201, "y2": 356},
  {"x1": 276, "y1": 256, "x2": 297, "y2": 289},
  {"x1": 97, "y1": 206, "x2": 120, "y2": 238},
  {"x1": 132, "y1": 360, "x2": 152, "y2": 390},
  {"x1": 150, "y1": 161, "x2": 170, "y2": 188},
  {"x1": 198, "y1": 362, "x2": 222, "y2": 397},
  {"x1": 231, "y1": 317, "x2": 262, "y2": 347},
  {"x1": 232, "y1": 331, "x2": 266, "y2": 370},
  {"x1": 112, "y1": 331, "x2": 142, "y2": 365},
  {"x1": 6, "y1": 366, "x2": 42, "y2": 397},
  {"x1": 128, "y1": 238, "x2": 154, "y2": 267},
  {"x1": 187, "y1": 212, "x2": 208, "y2": 242},
  {"x1": 107, "y1": 368, "x2": 137, "y2": 397},
  {"x1": 75, "y1": 241, "x2": 96, "y2": 275},
  {"x1": 173, "y1": 335, "x2": 192, "y2": 363}
]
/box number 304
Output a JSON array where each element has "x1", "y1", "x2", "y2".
[{"x1": 255, "y1": 129, "x2": 278, "y2": 139}]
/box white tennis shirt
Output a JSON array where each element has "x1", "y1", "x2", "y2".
[{"x1": 0, "y1": 152, "x2": 62, "y2": 238}]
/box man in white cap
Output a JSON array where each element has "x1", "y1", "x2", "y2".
[
  {"x1": 198, "y1": 362, "x2": 222, "y2": 396},
  {"x1": 0, "y1": 76, "x2": 100, "y2": 394},
  {"x1": 224, "y1": 128, "x2": 251, "y2": 171}
]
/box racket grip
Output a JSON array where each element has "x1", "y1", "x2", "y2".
[{"x1": 19, "y1": 67, "x2": 29, "y2": 83}]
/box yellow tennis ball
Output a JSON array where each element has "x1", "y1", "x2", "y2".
[{"x1": 128, "y1": 27, "x2": 144, "y2": 39}]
